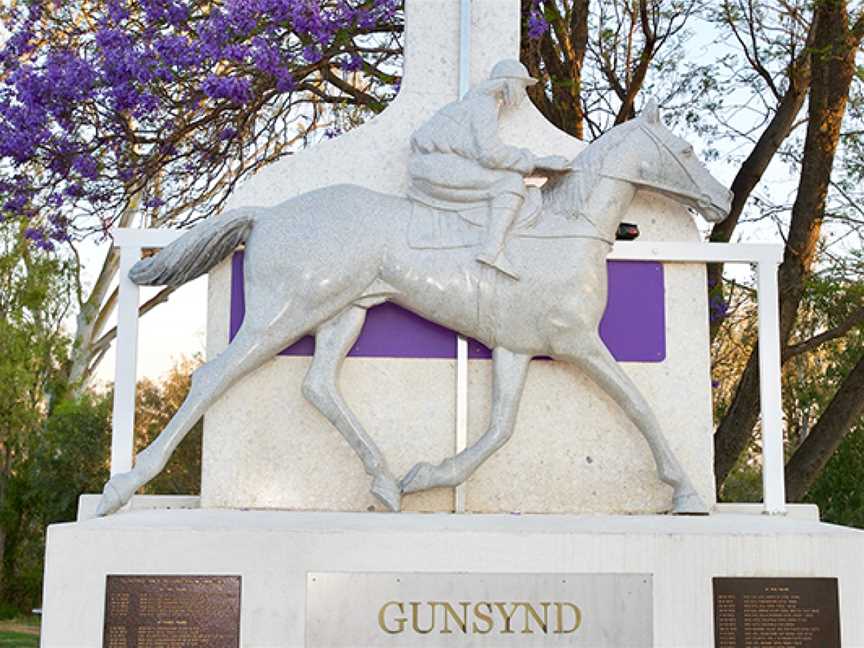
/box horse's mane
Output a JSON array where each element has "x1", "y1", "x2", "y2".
[{"x1": 541, "y1": 120, "x2": 640, "y2": 220}]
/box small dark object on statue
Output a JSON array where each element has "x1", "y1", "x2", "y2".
[{"x1": 616, "y1": 222, "x2": 639, "y2": 240}]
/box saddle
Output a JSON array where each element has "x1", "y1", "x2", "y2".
[{"x1": 407, "y1": 186, "x2": 604, "y2": 250}]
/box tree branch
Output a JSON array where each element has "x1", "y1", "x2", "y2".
[
  {"x1": 89, "y1": 286, "x2": 176, "y2": 358},
  {"x1": 782, "y1": 306, "x2": 864, "y2": 362}
]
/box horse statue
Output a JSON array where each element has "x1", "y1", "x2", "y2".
[{"x1": 96, "y1": 100, "x2": 731, "y2": 517}]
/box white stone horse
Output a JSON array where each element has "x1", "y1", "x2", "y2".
[{"x1": 97, "y1": 102, "x2": 731, "y2": 516}]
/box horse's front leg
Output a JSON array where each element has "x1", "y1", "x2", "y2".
[
  {"x1": 554, "y1": 332, "x2": 708, "y2": 514},
  {"x1": 303, "y1": 306, "x2": 401, "y2": 512},
  {"x1": 401, "y1": 347, "x2": 531, "y2": 494}
]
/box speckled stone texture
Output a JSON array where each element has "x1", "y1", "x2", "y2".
[{"x1": 201, "y1": 0, "x2": 715, "y2": 513}]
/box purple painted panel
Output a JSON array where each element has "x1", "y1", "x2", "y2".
[{"x1": 229, "y1": 252, "x2": 666, "y2": 362}]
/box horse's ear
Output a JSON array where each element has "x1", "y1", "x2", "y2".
[{"x1": 642, "y1": 98, "x2": 660, "y2": 125}]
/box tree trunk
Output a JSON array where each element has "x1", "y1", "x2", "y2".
[
  {"x1": 65, "y1": 192, "x2": 142, "y2": 392},
  {"x1": 714, "y1": 0, "x2": 862, "y2": 489},
  {"x1": 785, "y1": 353, "x2": 864, "y2": 500}
]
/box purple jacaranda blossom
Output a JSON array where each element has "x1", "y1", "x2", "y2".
[
  {"x1": 251, "y1": 38, "x2": 281, "y2": 75},
  {"x1": 107, "y1": 0, "x2": 130, "y2": 23},
  {"x1": 72, "y1": 154, "x2": 99, "y2": 180},
  {"x1": 527, "y1": 1, "x2": 549, "y2": 39},
  {"x1": 5, "y1": 193, "x2": 28, "y2": 213},
  {"x1": 154, "y1": 35, "x2": 201, "y2": 69},
  {"x1": 64, "y1": 183, "x2": 84, "y2": 198},
  {"x1": 1, "y1": 0, "x2": 403, "y2": 246},
  {"x1": 340, "y1": 54, "x2": 364, "y2": 72},
  {"x1": 709, "y1": 295, "x2": 729, "y2": 323},
  {"x1": 275, "y1": 70, "x2": 295, "y2": 93},
  {"x1": 24, "y1": 224, "x2": 56, "y2": 249},
  {"x1": 202, "y1": 74, "x2": 253, "y2": 104},
  {"x1": 166, "y1": 3, "x2": 189, "y2": 26},
  {"x1": 303, "y1": 44, "x2": 323, "y2": 63}
]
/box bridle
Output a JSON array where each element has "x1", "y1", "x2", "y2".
[{"x1": 600, "y1": 123, "x2": 711, "y2": 210}]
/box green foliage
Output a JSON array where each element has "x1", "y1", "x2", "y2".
[
  {"x1": 0, "y1": 394, "x2": 111, "y2": 610},
  {"x1": 0, "y1": 354, "x2": 200, "y2": 611},
  {"x1": 719, "y1": 454, "x2": 762, "y2": 504},
  {"x1": 135, "y1": 358, "x2": 202, "y2": 495},
  {"x1": 807, "y1": 423, "x2": 864, "y2": 528},
  {"x1": 0, "y1": 631, "x2": 38, "y2": 647},
  {"x1": 25, "y1": 395, "x2": 112, "y2": 522},
  {"x1": 0, "y1": 228, "x2": 72, "y2": 442},
  {"x1": 713, "y1": 249, "x2": 863, "y2": 517},
  {"x1": 784, "y1": 266, "x2": 864, "y2": 450},
  {"x1": 0, "y1": 228, "x2": 77, "y2": 611}
]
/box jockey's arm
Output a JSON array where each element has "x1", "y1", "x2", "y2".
[
  {"x1": 477, "y1": 141, "x2": 535, "y2": 175},
  {"x1": 471, "y1": 112, "x2": 536, "y2": 175}
]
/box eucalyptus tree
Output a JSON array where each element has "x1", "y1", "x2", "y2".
[{"x1": 521, "y1": 0, "x2": 864, "y2": 501}]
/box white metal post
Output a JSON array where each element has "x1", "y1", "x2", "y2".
[
  {"x1": 757, "y1": 260, "x2": 787, "y2": 514},
  {"x1": 110, "y1": 245, "x2": 142, "y2": 476},
  {"x1": 454, "y1": 0, "x2": 472, "y2": 513}
]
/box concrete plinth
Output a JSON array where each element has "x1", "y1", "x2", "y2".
[{"x1": 41, "y1": 507, "x2": 864, "y2": 647}]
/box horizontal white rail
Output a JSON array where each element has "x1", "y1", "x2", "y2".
[
  {"x1": 112, "y1": 228, "x2": 783, "y2": 263},
  {"x1": 609, "y1": 241, "x2": 783, "y2": 264},
  {"x1": 110, "y1": 228, "x2": 786, "y2": 515}
]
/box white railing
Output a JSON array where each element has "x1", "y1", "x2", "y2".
[{"x1": 110, "y1": 228, "x2": 787, "y2": 515}]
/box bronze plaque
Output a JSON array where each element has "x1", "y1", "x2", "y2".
[
  {"x1": 713, "y1": 577, "x2": 840, "y2": 648},
  {"x1": 103, "y1": 574, "x2": 241, "y2": 648}
]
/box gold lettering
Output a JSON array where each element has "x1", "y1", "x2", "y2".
[
  {"x1": 472, "y1": 602, "x2": 494, "y2": 634},
  {"x1": 378, "y1": 601, "x2": 406, "y2": 634},
  {"x1": 439, "y1": 601, "x2": 469, "y2": 634},
  {"x1": 410, "y1": 601, "x2": 435, "y2": 634},
  {"x1": 493, "y1": 602, "x2": 519, "y2": 634},
  {"x1": 520, "y1": 601, "x2": 550, "y2": 634},
  {"x1": 554, "y1": 602, "x2": 582, "y2": 634}
]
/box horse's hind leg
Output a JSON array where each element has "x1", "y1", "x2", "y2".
[
  {"x1": 302, "y1": 306, "x2": 401, "y2": 512},
  {"x1": 556, "y1": 333, "x2": 708, "y2": 514},
  {"x1": 96, "y1": 323, "x2": 306, "y2": 516},
  {"x1": 401, "y1": 347, "x2": 531, "y2": 494}
]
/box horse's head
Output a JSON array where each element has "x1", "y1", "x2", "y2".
[{"x1": 626, "y1": 100, "x2": 732, "y2": 223}]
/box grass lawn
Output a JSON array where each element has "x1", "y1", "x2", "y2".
[{"x1": 0, "y1": 631, "x2": 38, "y2": 647}]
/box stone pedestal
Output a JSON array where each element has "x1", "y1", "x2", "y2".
[{"x1": 41, "y1": 507, "x2": 864, "y2": 647}]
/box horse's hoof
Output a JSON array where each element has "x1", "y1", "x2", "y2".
[
  {"x1": 371, "y1": 475, "x2": 401, "y2": 512},
  {"x1": 95, "y1": 473, "x2": 137, "y2": 517},
  {"x1": 400, "y1": 462, "x2": 435, "y2": 494},
  {"x1": 671, "y1": 490, "x2": 709, "y2": 515}
]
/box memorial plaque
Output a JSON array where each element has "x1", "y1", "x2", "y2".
[
  {"x1": 103, "y1": 575, "x2": 241, "y2": 648},
  {"x1": 713, "y1": 577, "x2": 840, "y2": 648},
  {"x1": 307, "y1": 572, "x2": 652, "y2": 647}
]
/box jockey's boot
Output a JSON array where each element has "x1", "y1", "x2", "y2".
[{"x1": 476, "y1": 193, "x2": 523, "y2": 279}]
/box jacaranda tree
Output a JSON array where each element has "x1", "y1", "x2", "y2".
[{"x1": 0, "y1": 0, "x2": 403, "y2": 387}]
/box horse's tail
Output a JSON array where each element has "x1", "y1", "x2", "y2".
[{"x1": 129, "y1": 209, "x2": 256, "y2": 287}]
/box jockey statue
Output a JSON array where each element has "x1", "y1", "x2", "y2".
[{"x1": 407, "y1": 59, "x2": 571, "y2": 279}]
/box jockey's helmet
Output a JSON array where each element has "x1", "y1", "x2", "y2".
[{"x1": 490, "y1": 59, "x2": 538, "y2": 86}]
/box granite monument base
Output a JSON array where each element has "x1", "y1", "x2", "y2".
[{"x1": 41, "y1": 502, "x2": 864, "y2": 647}]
